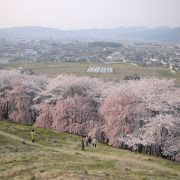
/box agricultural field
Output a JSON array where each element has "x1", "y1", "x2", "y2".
[
  {"x1": 87, "y1": 66, "x2": 113, "y2": 73},
  {"x1": 0, "y1": 120, "x2": 180, "y2": 180},
  {"x1": 3, "y1": 62, "x2": 180, "y2": 86}
]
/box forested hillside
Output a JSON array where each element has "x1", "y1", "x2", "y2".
[{"x1": 0, "y1": 69, "x2": 179, "y2": 161}]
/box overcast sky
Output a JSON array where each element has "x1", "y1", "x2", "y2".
[{"x1": 0, "y1": 0, "x2": 180, "y2": 29}]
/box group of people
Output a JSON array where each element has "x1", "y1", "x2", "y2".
[
  {"x1": 81, "y1": 136, "x2": 97, "y2": 151},
  {"x1": 31, "y1": 129, "x2": 97, "y2": 152}
]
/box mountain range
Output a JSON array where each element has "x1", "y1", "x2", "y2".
[{"x1": 0, "y1": 26, "x2": 180, "y2": 43}]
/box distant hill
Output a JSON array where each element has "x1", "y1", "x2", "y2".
[{"x1": 0, "y1": 26, "x2": 180, "y2": 43}]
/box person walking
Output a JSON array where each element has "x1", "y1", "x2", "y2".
[
  {"x1": 88, "y1": 136, "x2": 92, "y2": 147},
  {"x1": 85, "y1": 136, "x2": 89, "y2": 147},
  {"x1": 31, "y1": 129, "x2": 35, "y2": 143},
  {"x1": 92, "y1": 138, "x2": 97, "y2": 148},
  {"x1": 81, "y1": 139, "x2": 85, "y2": 151}
]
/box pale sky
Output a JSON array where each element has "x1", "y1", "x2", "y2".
[{"x1": 0, "y1": 0, "x2": 180, "y2": 29}]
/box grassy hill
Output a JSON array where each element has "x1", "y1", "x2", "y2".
[{"x1": 0, "y1": 120, "x2": 179, "y2": 180}]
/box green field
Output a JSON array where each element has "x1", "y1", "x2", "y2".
[
  {"x1": 3, "y1": 62, "x2": 180, "y2": 86},
  {"x1": 0, "y1": 120, "x2": 180, "y2": 179}
]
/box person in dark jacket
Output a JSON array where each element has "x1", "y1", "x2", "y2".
[
  {"x1": 88, "y1": 136, "x2": 92, "y2": 146},
  {"x1": 81, "y1": 139, "x2": 85, "y2": 151}
]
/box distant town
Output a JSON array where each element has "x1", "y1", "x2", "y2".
[{"x1": 0, "y1": 38, "x2": 180, "y2": 72}]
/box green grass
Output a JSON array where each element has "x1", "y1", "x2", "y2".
[
  {"x1": 4, "y1": 62, "x2": 180, "y2": 86},
  {"x1": 156, "y1": 70, "x2": 176, "y2": 77},
  {"x1": 0, "y1": 120, "x2": 179, "y2": 179}
]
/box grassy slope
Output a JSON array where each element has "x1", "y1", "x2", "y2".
[{"x1": 0, "y1": 120, "x2": 179, "y2": 180}]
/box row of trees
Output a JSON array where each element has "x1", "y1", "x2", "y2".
[{"x1": 0, "y1": 69, "x2": 179, "y2": 160}]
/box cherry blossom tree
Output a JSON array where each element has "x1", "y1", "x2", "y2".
[
  {"x1": 100, "y1": 91, "x2": 144, "y2": 146},
  {"x1": 51, "y1": 94, "x2": 99, "y2": 136},
  {"x1": 41, "y1": 74, "x2": 104, "y2": 104},
  {"x1": 35, "y1": 104, "x2": 53, "y2": 128},
  {"x1": 99, "y1": 78, "x2": 180, "y2": 158},
  {"x1": 0, "y1": 69, "x2": 47, "y2": 124}
]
